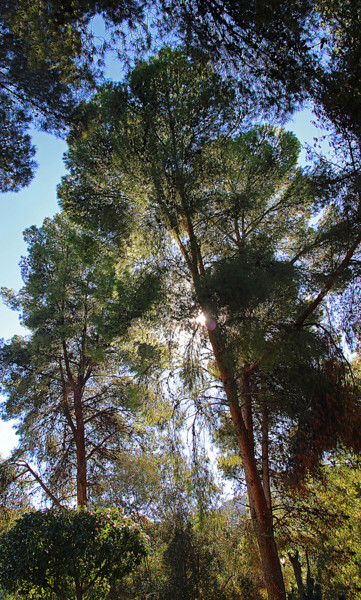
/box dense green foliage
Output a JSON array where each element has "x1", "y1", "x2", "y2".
[
  {"x1": 0, "y1": 0, "x2": 144, "y2": 191},
  {"x1": 3, "y1": 0, "x2": 361, "y2": 198},
  {"x1": 0, "y1": 508, "x2": 148, "y2": 599},
  {"x1": 59, "y1": 47, "x2": 361, "y2": 481},
  {"x1": 0, "y1": 1, "x2": 75, "y2": 190},
  {"x1": 0, "y1": 214, "x2": 162, "y2": 507},
  {"x1": 114, "y1": 508, "x2": 265, "y2": 600},
  {"x1": 162, "y1": 0, "x2": 361, "y2": 143},
  {"x1": 278, "y1": 451, "x2": 361, "y2": 600}
]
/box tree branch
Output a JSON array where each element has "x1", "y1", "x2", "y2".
[{"x1": 15, "y1": 460, "x2": 62, "y2": 507}]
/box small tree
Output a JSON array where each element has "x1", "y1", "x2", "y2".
[{"x1": 0, "y1": 508, "x2": 148, "y2": 600}]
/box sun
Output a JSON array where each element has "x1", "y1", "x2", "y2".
[
  {"x1": 195, "y1": 312, "x2": 207, "y2": 326},
  {"x1": 195, "y1": 312, "x2": 217, "y2": 330}
]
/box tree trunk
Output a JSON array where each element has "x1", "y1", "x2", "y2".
[
  {"x1": 181, "y1": 209, "x2": 286, "y2": 600},
  {"x1": 206, "y1": 325, "x2": 286, "y2": 600},
  {"x1": 240, "y1": 365, "x2": 254, "y2": 450},
  {"x1": 75, "y1": 577, "x2": 83, "y2": 600},
  {"x1": 231, "y1": 397, "x2": 286, "y2": 600},
  {"x1": 288, "y1": 551, "x2": 306, "y2": 600},
  {"x1": 306, "y1": 549, "x2": 315, "y2": 600},
  {"x1": 73, "y1": 389, "x2": 87, "y2": 508},
  {"x1": 262, "y1": 405, "x2": 272, "y2": 520}
]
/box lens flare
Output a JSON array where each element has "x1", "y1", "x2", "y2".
[{"x1": 195, "y1": 312, "x2": 206, "y2": 326}]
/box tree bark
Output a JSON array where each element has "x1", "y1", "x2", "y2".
[
  {"x1": 241, "y1": 365, "x2": 254, "y2": 450},
  {"x1": 288, "y1": 551, "x2": 306, "y2": 600},
  {"x1": 262, "y1": 405, "x2": 272, "y2": 520},
  {"x1": 75, "y1": 577, "x2": 83, "y2": 600},
  {"x1": 181, "y1": 207, "x2": 286, "y2": 600},
  {"x1": 73, "y1": 388, "x2": 87, "y2": 508},
  {"x1": 206, "y1": 325, "x2": 286, "y2": 600},
  {"x1": 306, "y1": 549, "x2": 314, "y2": 600},
  {"x1": 230, "y1": 396, "x2": 286, "y2": 600}
]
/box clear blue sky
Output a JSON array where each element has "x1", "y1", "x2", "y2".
[{"x1": 0, "y1": 107, "x2": 322, "y2": 458}]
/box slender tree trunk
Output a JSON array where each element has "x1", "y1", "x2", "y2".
[
  {"x1": 288, "y1": 551, "x2": 306, "y2": 600},
  {"x1": 75, "y1": 577, "x2": 83, "y2": 600},
  {"x1": 262, "y1": 405, "x2": 272, "y2": 519},
  {"x1": 306, "y1": 549, "x2": 315, "y2": 599},
  {"x1": 180, "y1": 208, "x2": 285, "y2": 600},
  {"x1": 206, "y1": 325, "x2": 286, "y2": 600},
  {"x1": 241, "y1": 365, "x2": 254, "y2": 450},
  {"x1": 61, "y1": 344, "x2": 87, "y2": 507},
  {"x1": 230, "y1": 397, "x2": 286, "y2": 600},
  {"x1": 73, "y1": 389, "x2": 87, "y2": 508},
  {"x1": 240, "y1": 367, "x2": 258, "y2": 530}
]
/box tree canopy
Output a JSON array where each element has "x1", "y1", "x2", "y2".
[
  {"x1": 56, "y1": 47, "x2": 361, "y2": 600},
  {"x1": 0, "y1": 0, "x2": 145, "y2": 191}
]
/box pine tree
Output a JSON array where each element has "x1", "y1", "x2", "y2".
[
  {"x1": 58, "y1": 48, "x2": 361, "y2": 600},
  {"x1": 0, "y1": 214, "x2": 161, "y2": 507}
]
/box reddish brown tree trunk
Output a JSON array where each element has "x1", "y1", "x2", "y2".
[
  {"x1": 180, "y1": 207, "x2": 286, "y2": 600},
  {"x1": 73, "y1": 389, "x2": 87, "y2": 508},
  {"x1": 206, "y1": 326, "x2": 286, "y2": 600},
  {"x1": 262, "y1": 405, "x2": 272, "y2": 519},
  {"x1": 230, "y1": 397, "x2": 286, "y2": 600},
  {"x1": 241, "y1": 365, "x2": 254, "y2": 450}
]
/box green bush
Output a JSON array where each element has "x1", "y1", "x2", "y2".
[{"x1": 0, "y1": 507, "x2": 148, "y2": 599}]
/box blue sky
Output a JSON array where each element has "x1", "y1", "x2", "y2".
[
  {"x1": 0, "y1": 132, "x2": 67, "y2": 325},
  {"x1": 0, "y1": 107, "x2": 322, "y2": 458}
]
